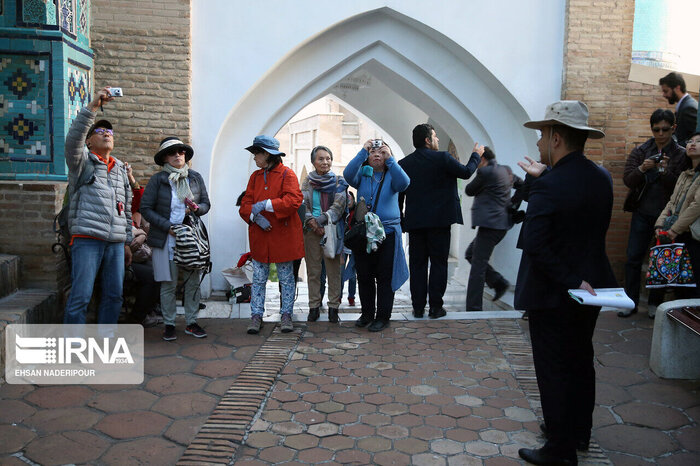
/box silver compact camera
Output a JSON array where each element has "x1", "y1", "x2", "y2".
[
  {"x1": 108, "y1": 87, "x2": 123, "y2": 97},
  {"x1": 371, "y1": 139, "x2": 383, "y2": 148}
]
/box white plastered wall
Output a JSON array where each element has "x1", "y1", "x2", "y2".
[{"x1": 191, "y1": 1, "x2": 566, "y2": 292}]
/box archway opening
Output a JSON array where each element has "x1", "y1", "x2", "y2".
[{"x1": 206, "y1": 8, "x2": 535, "y2": 292}]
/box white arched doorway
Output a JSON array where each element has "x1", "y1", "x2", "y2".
[{"x1": 199, "y1": 7, "x2": 555, "y2": 291}]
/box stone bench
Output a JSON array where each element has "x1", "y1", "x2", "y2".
[{"x1": 650, "y1": 299, "x2": 700, "y2": 379}]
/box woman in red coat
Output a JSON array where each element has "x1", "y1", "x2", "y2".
[{"x1": 239, "y1": 135, "x2": 304, "y2": 334}]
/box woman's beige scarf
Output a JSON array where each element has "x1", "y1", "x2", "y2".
[{"x1": 163, "y1": 163, "x2": 193, "y2": 201}]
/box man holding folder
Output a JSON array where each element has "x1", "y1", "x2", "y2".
[{"x1": 515, "y1": 101, "x2": 617, "y2": 465}]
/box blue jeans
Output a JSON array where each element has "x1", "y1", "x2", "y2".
[
  {"x1": 64, "y1": 238, "x2": 125, "y2": 324},
  {"x1": 341, "y1": 253, "x2": 356, "y2": 299},
  {"x1": 624, "y1": 211, "x2": 663, "y2": 307}
]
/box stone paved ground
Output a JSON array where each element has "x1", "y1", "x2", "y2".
[
  {"x1": 590, "y1": 310, "x2": 700, "y2": 466},
  {"x1": 235, "y1": 312, "x2": 699, "y2": 465},
  {"x1": 0, "y1": 319, "x2": 271, "y2": 465},
  {"x1": 0, "y1": 311, "x2": 698, "y2": 465}
]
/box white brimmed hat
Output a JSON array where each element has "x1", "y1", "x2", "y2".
[
  {"x1": 523, "y1": 101, "x2": 605, "y2": 139},
  {"x1": 154, "y1": 137, "x2": 194, "y2": 166}
]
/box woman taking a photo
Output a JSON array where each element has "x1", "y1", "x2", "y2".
[
  {"x1": 343, "y1": 140, "x2": 410, "y2": 331},
  {"x1": 656, "y1": 132, "x2": 700, "y2": 304},
  {"x1": 141, "y1": 137, "x2": 211, "y2": 341},
  {"x1": 301, "y1": 145, "x2": 348, "y2": 323},
  {"x1": 239, "y1": 135, "x2": 304, "y2": 334}
]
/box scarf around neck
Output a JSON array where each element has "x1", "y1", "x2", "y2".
[
  {"x1": 308, "y1": 170, "x2": 338, "y2": 193},
  {"x1": 163, "y1": 163, "x2": 193, "y2": 201},
  {"x1": 308, "y1": 170, "x2": 349, "y2": 193}
]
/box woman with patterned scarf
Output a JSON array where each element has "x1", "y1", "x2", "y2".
[
  {"x1": 301, "y1": 146, "x2": 349, "y2": 323},
  {"x1": 141, "y1": 137, "x2": 211, "y2": 341}
]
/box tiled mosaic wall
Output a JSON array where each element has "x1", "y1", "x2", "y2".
[
  {"x1": 0, "y1": 54, "x2": 51, "y2": 162},
  {"x1": 66, "y1": 62, "x2": 90, "y2": 120},
  {"x1": 0, "y1": 0, "x2": 92, "y2": 178},
  {"x1": 0, "y1": 0, "x2": 93, "y2": 293}
]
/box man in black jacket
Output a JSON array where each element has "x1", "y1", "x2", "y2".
[
  {"x1": 515, "y1": 101, "x2": 617, "y2": 466},
  {"x1": 621, "y1": 109, "x2": 687, "y2": 318},
  {"x1": 660, "y1": 72, "x2": 698, "y2": 148},
  {"x1": 464, "y1": 146, "x2": 518, "y2": 311},
  {"x1": 399, "y1": 124, "x2": 479, "y2": 318}
]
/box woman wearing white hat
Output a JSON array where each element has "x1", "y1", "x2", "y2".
[{"x1": 141, "y1": 137, "x2": 211, "y2": 341}]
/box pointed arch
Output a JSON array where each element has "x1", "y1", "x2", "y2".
[{"x1": 205, "y1": 7, "x2": 536, "y2": 290}]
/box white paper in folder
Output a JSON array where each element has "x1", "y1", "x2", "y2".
[{"x1": 567, "y1": 288, "x2": 635, "y2": 309}]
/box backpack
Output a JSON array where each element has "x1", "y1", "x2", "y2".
[
  {"x1": 171, "y1": 213, "x2": 211, "y2": 271},
  {"x1": 52, "y1": 159, "x2": 97, "y2": 264}
]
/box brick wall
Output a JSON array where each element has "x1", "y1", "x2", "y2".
[
  {"x1": 90, "y1": 0, "x2": 191, "y2": 185},
  {"x1": 0, "y1": 182, "x2": 68, "y2": 291},
  {"x1": 563, "y1": 0, "x2": 698, "y2": 281}
]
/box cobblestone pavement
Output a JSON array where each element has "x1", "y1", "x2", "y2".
[
  {"x1": 590, "y1": 310, "x2": 700, "y2": 466},
  {"x1": 0, "y1": 311, "x2": 698, "y2": 465},
  {"x1": 0, "y1": 320, "x2": 271, "y2": 465},
  {"x1": 235, "y1": 312, "x2": 699, "y2": 465}
]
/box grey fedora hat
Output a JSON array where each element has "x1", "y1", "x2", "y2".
[
  {"x1": 245, "y1": 135, "x2": 286, "y2": 156},
  {"x1": 523, "y1": 100, "x2": 605, "y2": 139}
]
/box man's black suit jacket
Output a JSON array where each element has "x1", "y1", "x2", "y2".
[
  {"x1": 676, "y1": 95, "x2": 698, "y2": 148},
  {"x1": 514, "y1": 151, "x2": 617, "y2": 310},
  {"x1": 398, "y1": 148, "x2": 479, "y2": 231}
]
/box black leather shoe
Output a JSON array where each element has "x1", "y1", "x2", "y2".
[
  {"x1": 355, "y1": 316, "x2": 372, "y2": 328},
  {"x1": 540, "y1": 424, "x2": 590, "y2": 451},
  {"x1": 328, "y1": 308, "x2": 339, "y2": 323},
  {"x1": 308, "y1": 307, "x2": 320, "y2": 322},
  {"x1": 412, "y1": 309, "x2": 424, "y2": 318},
  {"x1": 368, "y1": 320, "x2": 389, "y2": 332},
  {"x1": 428, "y1": 307, "x2": 447, "y2": 319},
  {"x1": 518, "y1": 447, "x2": 577, "y2": 465},
  {"x1": 493, "y1": 281, "x2": 510, "y2": 301}
]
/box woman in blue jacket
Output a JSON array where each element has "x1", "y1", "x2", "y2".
[{"x1": 343, "y1": 140, "x2": 410, "y2": 331}]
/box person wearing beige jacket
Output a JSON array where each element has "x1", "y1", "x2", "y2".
[{"x1": 655, "y1": 131, "x2": 700, "y2": 310}]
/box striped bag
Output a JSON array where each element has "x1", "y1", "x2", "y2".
[{"x1": 171, "y1": 213, "x2": 211, "y2": 271}]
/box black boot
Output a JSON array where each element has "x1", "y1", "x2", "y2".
[
  {"x1": 308, "y1": 307, "x2": 320, "y2": 322},
  {"x1": 328, "y1": 308, "x2": 339, "y2": 323}
]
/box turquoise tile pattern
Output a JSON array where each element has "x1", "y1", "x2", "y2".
[
  {"x1": 59, "y1": 0, "x2": 76, "y2": 36},
  {"x1": 66, "y1": 62, "x2": 90, "y2": 120},
  {"x1": 0, "y1": 1, "x2": 92, "y2": 178},
  {"x1": 0, "y1": 55, "x2": 50, "y2": 161}
]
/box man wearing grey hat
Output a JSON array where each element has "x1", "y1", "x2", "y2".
[
  {"x1": 63, "y1": 87, "x2": 133, "y2": 325},
  {"x1": 515, "y1": 101, "x2": 617, "y2": 465}
]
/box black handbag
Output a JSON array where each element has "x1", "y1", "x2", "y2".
[
  {"x1": 344, "y1": 171, "x2": 385, "y2": 253},
  {"x1": 344, "y1": 219, "x2": 367, "y2": 252}
]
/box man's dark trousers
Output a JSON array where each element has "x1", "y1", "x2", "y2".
[
  {"x1": 465, "y1": 227, "x2": 507, "y2": 311},
  {"x1": 408, "y1": 227, "x2": 450, "y2": 311},
  {"x1": 528, "y1": 303, "x2": 598, "y2": 455}
]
